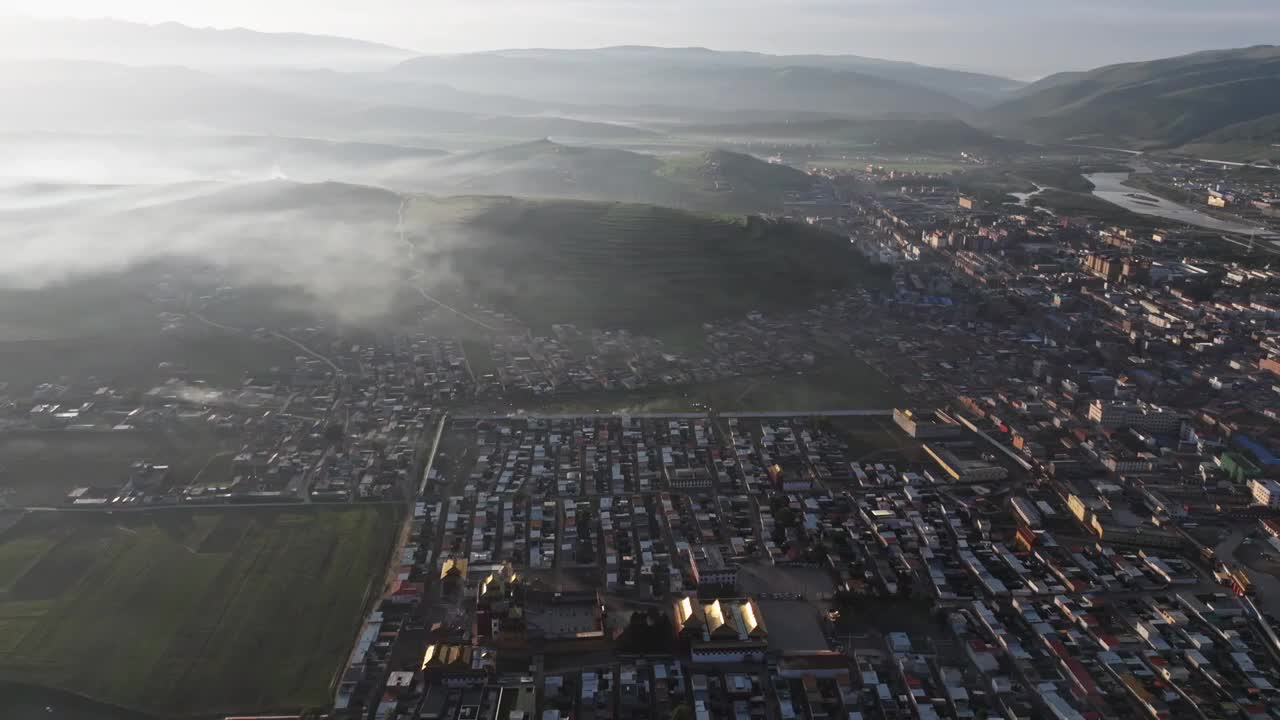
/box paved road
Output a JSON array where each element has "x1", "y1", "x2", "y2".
[
  {"x1": 267, "y1": 330, "x2": 343, "y2": 375},
  {"x1": 954, "y1": 413, "x2": 1033, "y2": 471},
  {"x1": 1217, "y1": 528, "x2": 1280, "y2": 618},
  {"x1": 419, "y1": 413, "x2": 449, "y2": 497},
  {"x1": 1215, "y1": 527, "x2": 1246, "y2": 558}
]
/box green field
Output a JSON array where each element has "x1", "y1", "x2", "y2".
[
  {"x1": 0, "y1": 506, "x2": 399, "y2": 716},
  {"x1": 0, "y1": 271, "x2": 306, "y2": 394}
]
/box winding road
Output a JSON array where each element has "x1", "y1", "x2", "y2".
[
  {"x1": 395, "y1": 197, "x2": 501, "y2": 333},
  {"x1": 187, "y1": 311, "x2": 343, "y2": 376}
]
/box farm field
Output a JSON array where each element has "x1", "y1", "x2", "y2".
[
  {"x1": 0, "y1": 429, "x2": 231, "y2": 508},
  {"x1": 0, "y1": 506, "x2": 399, "y2": 717},
  {"x1": 0, "y1": 297, "x2": 305, "y2": 395}
]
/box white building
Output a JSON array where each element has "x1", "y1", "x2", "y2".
[
  {"x1": 1251, "y1": 478, "x2": 1280, "y2": 508},
  {"x1": 1087, "y1": 400, "x2": 1183, "y2": 434}
]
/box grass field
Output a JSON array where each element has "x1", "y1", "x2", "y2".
[
  {"x1": 832, "y1": 416, "x2": 925, "y2": 464},
  {"x1": 0, "y1": 329, "x2": 305, "y2": 395},
  {"x1": 811, "y1": 159, "x2": 965, "y2": 173},
  {"x1": 0, "y1": 271, "x2": 306, "y2": 394},
  {"x1": 0, "y1": 506, "x2": 399, "y2": 717}
]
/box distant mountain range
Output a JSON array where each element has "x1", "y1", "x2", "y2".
[
  {"x1": 0, "y1": 60, "x2": 653, "y2": 142},
  {"x1": 391, "y1": 48, "x2": 1012, "y2": 116},
  {"x1": 402, "y1": 46, "x2": 1022, "y2": 107},
  {"x1": 7, "y1": 17, "x2": 1280, "y2": 161},
  {"x1": 0, "y1": 19, "x2": 1024, "y2": 117},
  {"x1": 0, "y1": 17, "x2": 417, "y2": 69},
  {"x1": 984, "y1": 46, "x2": 1280, "y2": 153}
]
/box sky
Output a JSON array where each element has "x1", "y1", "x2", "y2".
[{"x1": 3, "y1": 0, "x2": 1280, "y2": 78}]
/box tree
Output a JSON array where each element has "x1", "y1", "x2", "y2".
[
  {"x1": 617, "y1": 608, "x2": 675, "y2": 655},
  {"x1": 671, "y1": 705, "x2": 694, "y2": 720},
  {"x1": 775, "y1": 507, "x2": 796, "y2": 527},
  {"x1": 323, "y1": 423, "x2": 345, "y2": 445}
]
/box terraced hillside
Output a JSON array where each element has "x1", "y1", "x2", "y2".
[{"x1": 407, "y1": 196, "x2": 888, "y2": 332}]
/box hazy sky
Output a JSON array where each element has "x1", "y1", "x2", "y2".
[{"x1": 6, "y1": 0, "x2": 1280, "y2": 78}]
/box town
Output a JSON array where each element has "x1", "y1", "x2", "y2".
[
  {"x1": 7, "y1": 140, "x2": 1280, "y2": 720},
  {"x1": 9, "y1": 8, "x2": 1280, "y2": 720},
  {"x1": 6, "y1": 152, "x2": 1280, "y2": 720},
  {"x1": 336, "y1": 406, "x2": 1280, "y2": 720},
  {"x1": 324, "y1": 154, "x2": 1280, "y2": 720}
]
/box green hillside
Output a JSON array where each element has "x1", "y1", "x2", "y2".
[
  {"x1": 7, "y1": 178, "x2": 880, "y2": 334},
  {"x1": 405, "y1": 196, "x2": 887, "y2": 332},
  {"x1": 986, "y1": 46, "x2": 1280, "y2": 148},
  {"x1": 421, "y1": 141, "x2": 815, "y2": 212},
  {"x1": 655, "y1": 149, "x2": 815, "y2": 209},
  {"x1": 1173, "y1": 114, "x2": 1280, "y2": 162}
]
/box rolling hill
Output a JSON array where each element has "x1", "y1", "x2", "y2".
[
  {"x1": 405, "y1": 195, "x2": 888, "y2": 331},
  {"x1": 0, "y1": 179, "x2": 408, "y2": 322},
  {"x1": 347, "y1": 106, "x2": 653, "y2": 142},
  {"x1": 4, "y1": 179, "x2": 884, "y2": 331},
  {"x1": 416, "y1": 141, "x2": 814, "y2": 212},
  {"x1": 654, "y1": 149, "x2": 816, "y2": 209},
  {"x1": 238, "y1": 68, "x2": 554, "y2": 117},
  {"x1": 392, "y1": 50, "x2": 977, "y2": 116},
  {"x1": 985, "y1": 45, "x2": 1280, "y2": 149}
]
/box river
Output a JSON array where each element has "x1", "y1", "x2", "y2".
[
  {"x1": 0, "y1": 683, "x2": 153, "y2": 720},
  {"x1": 1086, "y1": 171, "x2": 1268, "y2": 234},
  {"x1": 1011, "y1": 184, "x2": 1044, "y2": 207}
]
